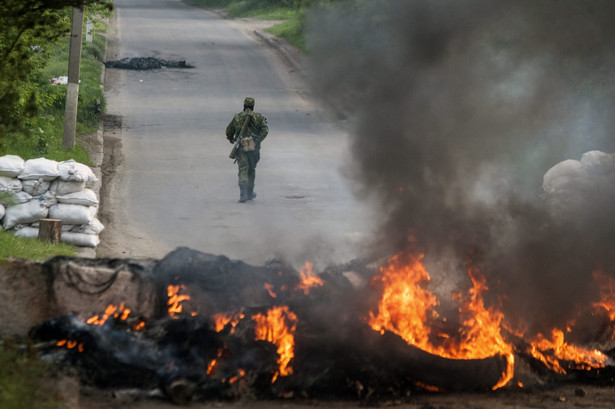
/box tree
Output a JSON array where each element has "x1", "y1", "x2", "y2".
[{"x1": 0, "y1": 0, "x2": 110, "y2": 149}]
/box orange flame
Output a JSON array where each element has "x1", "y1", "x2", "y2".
[
  {"x1": 207, "y1": 348, "x2": 225, "y2": 376},
  {"x1": 295, "y1": 261, "x2": 323, "y2": 295},
  {"x1": 368, "y1": 254, "x2": 514, "y2": 390},
  {"x1": 252, "y1": 306, "x2": 298, "y2": 382},
  {"x1": 167, "y1": 284, "x2": 191, "y2": 318},
  {"x1": 264, "y1": 283, "x2": 277, "y2": 298},
  {"x1": 593, "y1": 270, "x2": 615, "y2": 323},
  {"x1": 213, "y1": 311, "x2": 245, "y2": 334},
  {"x1": 86, "y1": 303, "x2": 131, "y2": 326},
  {"x1": 56, "y1": 339, "x2": 84, "y2": 353},
  {"x1": 528, "y1": 328, "x2": 608, "y2": 374}
]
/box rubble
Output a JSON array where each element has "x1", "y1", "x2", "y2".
[{"x1": 104, "y1": 57, "x2": 192, "y2": 70}]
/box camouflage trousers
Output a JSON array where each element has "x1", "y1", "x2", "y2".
[{"x1": 236, "y1": 149, "x2": 260, "y2": 188}]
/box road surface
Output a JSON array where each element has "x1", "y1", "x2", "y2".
[{"x1": 98, "y1": 0, "x2": 375, "y2": 267}]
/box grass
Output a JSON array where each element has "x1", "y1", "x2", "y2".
[
  {"x1": 0, "y1": 230, "x2": 75, "y2": 260},
  {"x1": 186, "y1": 0, "x2": 308, "y2": 52},
  {"x1": 0, "y1": 341, "x2": 63, "y2": 409}
]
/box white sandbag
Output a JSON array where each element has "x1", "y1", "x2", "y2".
[
  {"x1": 49, "y1": 179, "x2": 86, "y2": 196},
  {"x1": 0, "y1": 155, "x2": 25, "y2": 177},
  {"x1": 0, "y1": 176, "x2": 22, "y2": 195},
  {"x1": 71, "y1": 217, "x2": 104, "y2": 235},
  {"x1": 56, "y1": 188, "x2": 99, "y2": 206},
  {"x1": 61, "y1": 231, "x2": 100, "y2": 248},
  {"x1": 14, "y1": 226, "x2": 39, "y2": 239},
  {"x1": 0, "y1": 191, "x2": 32, "y2": 206},
  {"x1": 32, "y1": 191, "x2": 58, "y2": 208},
  {"x1": 49, "y1": 203, "x2": 97, "y2": 225},
  {"x1": 0, "y1": 203, "x2": 4, "y2": 220},
  {"x1": 3, "y1": 200, "x2": 49, "y2": 229},
  {"x1": 32, "y1": 221, "x2": 75, "y2": 232},
  {"x1": 19, "y1": 157, "x2": 60, "y2": 181},
  {"x1": 58, "y1": 159, "x2": 98, "y2": 183},
  {"x1": 22, "y1": 178, "x2": 50, "y2": 196}
]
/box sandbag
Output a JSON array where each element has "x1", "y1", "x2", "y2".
[
  {"x1": 0, "y1": 155, "x2": 25, "y2": 177},
  {"x1": 32, "y1": 221, "x2": 75, "y2": 232},
  {"x1": 0, "y1": 176, "x2": 22, "y2": 195},
  {"x1": 14, "y1": 226, "x2": 39, "y2": 239},
  {"x1": 3, "y1": 200, "x2": 49, "y2": 229},
  {"x1": 0, "y1": 191, "x2": 32, "y2": 206},
  {"x1": 32, "y1": 191, "x2": 58, "y2": 208},
  {"x1": 49, "y1": 203, "x2": 97, "y2": 225},
  {"x1": 22, "y1": 178, "x2": 51, "y2": 196},
  {"x1": 61, "y1": 231, "x2": 100, "y2": 248},
  {"x1": 71, "y1": 218, "x2": 105, "y2": 235},
  {"x1": 56, "y1": 188, "x2": 99, "y2": 206},
  {"x1": 19, "y1": 158, "x2": 60, "y2": 181},
  {"x1": 58, "y1": 159, "x2": 98, "y2": 183},
  {"x1": 49, "y1": 179, "x2": 86, "y2": 196}
]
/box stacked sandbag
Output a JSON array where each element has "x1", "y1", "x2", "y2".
[{"x1": 0, "y1": 155, "x2": 103, "y2": 247}]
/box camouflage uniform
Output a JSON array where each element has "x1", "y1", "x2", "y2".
[{"x1": 226, "y1": 97, "x2": 269, "y2": 202}]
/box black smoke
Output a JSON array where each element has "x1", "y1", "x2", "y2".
[{"x1": 306, "y1": 0, "x2": 615, "y2": 334}]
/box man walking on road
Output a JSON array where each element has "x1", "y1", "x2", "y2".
[{"x1": 226, "y1": 97, "x2": 269, "y2": 203}]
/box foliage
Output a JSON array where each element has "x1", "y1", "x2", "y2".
[
  {"x1": 0, "y1": 0, "x2": 111, "y2": 151},
  {"x1": 0, "y1": 340, "x2": 63, "y2": 409}
]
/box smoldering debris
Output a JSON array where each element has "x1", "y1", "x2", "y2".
[
  {"x1": 306, "y1": 0, "x2": 615, "y2": 335},
  {"x1": 27, "y1": 248, "x2": 615, "y2": 404},
  {"x1": 104, "y1": 57, "x2": 193, "y2": 70}
]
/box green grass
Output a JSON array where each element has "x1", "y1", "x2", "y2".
[
  {"x1": 186, "y1": 0, "x2": 308, "y2": 51},
  {"x1": 0, "y1": 230, "x2": 75, "y2": 260},
  {"x1": 0, "y1": 341, "x2": 63, "y2": 409},
  {"x1": 265, "y1": 13, "x2": 306, "y2": 52}
]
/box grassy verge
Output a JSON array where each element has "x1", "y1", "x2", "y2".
[
  {"x1": 0, "y1": 230, "x2": 75, "y2": 260},
  {"x1": 0, "y1": 341, "x2": 64, "y2": 409},
  {"x1": 186, "y1": 0, "x2": 308, "y2": 52},
  {"x1": 0, "y1": 15, "x2": 109, "y2": 261}
]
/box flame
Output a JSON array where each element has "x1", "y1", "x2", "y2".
[
  {"x1": 593, "y1": 270, "x2": 615, "y2": 323},
  {"x1": 227, "y1": 369, "x2": 246, "y2": 384},
  {"x1": 167, "y1": 284, "x2": 191, "y2": 318},
  {"x1": 264, "y1": 283, "x2": 277, "y2": 298},
  {"x1": 368, "y1": 254, "x2": 514, "y2": 390},
  {"x1": 86, "y1": 303, "x2": 131, "y2": 326},
  {"x1": 56, "y1": 339, "x2": 84, "y2": 353},
  {"x1": 207, "y1": 348, "x2": 225, "y2": 376},
  {"x1": 213, "y1": 311, "x2": 245, "y2": 334},
  {"x1": 528, "y1": 328, "x2": 608, "y2": 373},
  {"x1": 295, "y1": 261, "x2": 323, "y2": 295},
  {"x1": 252, "y1": 306, "x2": 298, "y2": 382}
]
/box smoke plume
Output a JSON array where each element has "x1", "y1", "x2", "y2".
[{"x1": 306, "y1": 0, "x2": 615, "y2": 333}]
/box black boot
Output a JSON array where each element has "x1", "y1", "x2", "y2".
[
  {"x1": 239, "y1": 185, "x2": 249, "y2": 203},
  {"x1": 247, "y1": 185, "x2": 257, "y2": 200}
]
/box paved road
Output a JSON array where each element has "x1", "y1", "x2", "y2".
[{"x1": 99, "y1": 0, "x2": 374, "y2": 267}]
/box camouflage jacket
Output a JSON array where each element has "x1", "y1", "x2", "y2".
[{"x1": 225, "y1": 110, "x2": 269, "y2": 145}]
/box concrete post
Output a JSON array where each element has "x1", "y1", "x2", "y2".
[{"x1": 62, "y1": 3, "x2": 85, "y2": 150}]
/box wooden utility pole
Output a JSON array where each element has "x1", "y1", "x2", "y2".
[{"x1": 62, "y1": 2, "x2": 85, "y2": 150}]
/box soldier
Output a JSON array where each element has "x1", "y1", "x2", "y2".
[{"x1": 226, "y1": 97, "x2": 269, "y2": 202}]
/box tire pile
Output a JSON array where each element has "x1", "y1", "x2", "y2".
[{"x1": 0, "y1": 155, "x2": 103, "y2": 247}]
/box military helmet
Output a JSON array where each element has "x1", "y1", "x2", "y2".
[{"x1": 243, "y1": 97, "x2": 255, "y2": 107}]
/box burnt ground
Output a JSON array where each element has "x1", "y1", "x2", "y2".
[
  {"x1": 82, "y1": 8, "x2": 615, "y2": 409},
  {"x1": 80, "y1": 383, "x2": 615, "y2": 409}
]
